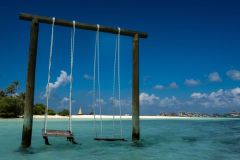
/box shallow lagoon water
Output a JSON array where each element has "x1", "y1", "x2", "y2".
[{"x1": 0, "y1": 118, "x2": 240, "y2": 160}]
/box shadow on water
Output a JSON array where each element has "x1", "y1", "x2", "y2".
[
  {"x1": 230, "y1": 126, "x2": 240, "y2": 131},
  {"x1": 16, "y1": 140, "x2": 82, "y2": 156},
  {"x1": 130, "y1": 137, "x2": 166, "y2": 148},
  {"x1": 181, "y1": 136, "x2": 198, "y2": 143},
  {"x1": 219, "y1": 138, "x2": 240, "y2": 145},
  {"x1": 16, "y1": 138, "x2": 157, "y2": 155},
  {"x1": 131, "y1": 139, "x2": 146, "y2": 148},
  {"x1": 16, "y1": 147, "x2": 35, "y2": 154}
]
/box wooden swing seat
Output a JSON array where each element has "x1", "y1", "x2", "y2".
[
  {"x1": 42, "y1": 129, "x2": 77, "y2": 145},
  {"x1": 94, "y1": 137, "x2": 127, "y2": 141},
  {"x1": 42, "y1": 129, "x2": 73, "y2": 137}
]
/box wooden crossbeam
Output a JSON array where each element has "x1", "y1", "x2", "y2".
[{"x1": 19, "y1": 13, "x2": 148, "y2": 38}]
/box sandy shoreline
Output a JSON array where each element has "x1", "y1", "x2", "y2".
[{"x1": 32, "y1": 115, "x2": 239, "y2": 120}]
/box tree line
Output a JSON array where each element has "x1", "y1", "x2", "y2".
[{"x1": 0, "y1": 81, "x2": 69, "y2": 118}]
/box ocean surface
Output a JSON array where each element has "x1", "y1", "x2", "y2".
[{"x1": 0, "y1": 118, "x2": 240, "y2": 160}]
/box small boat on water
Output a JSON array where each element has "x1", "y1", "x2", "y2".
[{"x1": 77, "y1": 107, "x2": 83, "y2": 115}]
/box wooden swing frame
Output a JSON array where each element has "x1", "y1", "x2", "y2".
[{"x1": 19, "y1": 13, "x2": 148, "y2": 148}]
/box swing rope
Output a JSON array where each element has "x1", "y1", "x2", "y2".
[
  {"x1": 97, "y1": 25, "x2": 103, "y2": 136},
  {"x1": 44, "y1": 18, "x2": 75, "y2": 133},
  {"x1": 93, "y1": 24, "x2": 103, "y2": 137},
  {"x1": 44, "y1": 17, "x2": 55, "y2": 133},
  {"x1": 92, "y1": 24, "x2": 98, "y2": 137},
  {"x1": 69, "y1": 20, "x2": 75, "y2": 132},
  {"x1": 117, "y1": 27, "x2": 123, "y2": 137},
  {"x1": 93, "y1": 26, "x2": 123, "y2": 139},
  {"x1": 112, "y1": 32, "x2": 117, "y2": 135},
  {"x1": 41, "y1": 19, "x2": 77, "y2": 145},
  {"x1": 112, "y1": 27, "x2": 122, "y2": 137}
]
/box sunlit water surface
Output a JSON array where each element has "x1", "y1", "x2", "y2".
[{"x1": 0, "y1": 118, "x2": 240, "y2": 160}]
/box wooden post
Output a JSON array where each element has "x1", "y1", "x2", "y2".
[
  {"x1": 132, "y1": 34, "x2": 140, "y2": 142},
  {"x1": 21, "y1": 19, "x2": 39, "y2": 148}
]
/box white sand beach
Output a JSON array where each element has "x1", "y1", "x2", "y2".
[{"x1": 33, "y1": 115, "x2": 224, "y2": 120}]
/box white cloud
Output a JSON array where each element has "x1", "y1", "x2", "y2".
[
  {"x1": 191, "y1": 93, "x2": 208, "y2": 99},
  {"x1": 109, "y1": 97, "x2": 131, "y2": 107},
  {"x1": 159, "y1": 96, "x2": 180, "y2": 107},
  {"x1": 140, "y1": 92, "x2": 159, "y2": 105},
  {"x1": 184, "y1": 79, "x2": 200, "y2": 87},
  {"x1": 59, "y1": 97, "x2": 75, "y2": 108},
  {"x1": 109, "y1": 97, "x2": 119, "y2": 106},
  {"x1": 153, "y1": 85, "x2": 164, "y2": 90},
  {"x1": 169, "y1": 82, "x2": 178, "y2": 89},
  {"x1": 231, "y1": 87, "x2": 240, "y2": 95},
  {"x1": 96, "y1": 99, "x2": 106, "y2": 105},
  {"x1": 140, "y1": 92, "x2": 180, "y2": 107},
  {"x1": 83, "y1": 74, "x2": 93, "y2": 80},
  {"x1": 208, "y1": 72, "x2": 222, "y2": 82},
  {"x1": 60, "y1": 97, "x2": 70, "y2": 104},
  {"x1": 45, "y1": 70, "x2": 70, "y2": 97},
  {"x1": 190, "y1": 87, "x2": 240, "y2": 107},
  {"x1": 230, "y1": 87, "x2": 240, "y2": 105},
  {"x1": 227, "y1": 69, "x2": 240, "y2": 81},
  {"x1": 87, "y1": 90, "x2": 94, "y2": 95},
  {"x1": 143, "y1": 75, "x2": 151, "y2": 85},
  {"x1": 139, "y1": 87, "x2": 240, "y2": 109},
  {"x1": 50, "y1": 70, "x2": 70, "y2": 89}
]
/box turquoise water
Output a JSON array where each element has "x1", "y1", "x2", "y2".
[{"x1": 0, "y1": 118, "x2": 240, "y2": 160}]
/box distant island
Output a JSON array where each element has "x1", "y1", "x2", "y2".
[{"x1": 159, "y1": 112, "x2": 240, "y2": 118}]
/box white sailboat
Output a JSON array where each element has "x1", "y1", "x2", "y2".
[{"x1": 77, "y1": 107, "x2": 83, "y2": 115}]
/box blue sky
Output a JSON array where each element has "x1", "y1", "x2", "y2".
[{"x1": 0, "y1": 0, "x2": 240, "y2": 114}]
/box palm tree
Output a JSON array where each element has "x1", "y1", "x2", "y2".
[
  {"x1": 18, "y1": 92, "x2": 25, "y2": 100},
  {"x1": 6, "y1": 85, "x2": 15, "y2": 95},
  {"x1": 6, "y1": 81, "x2": 19, "y2": 96},
  {"x1": 13, "y1": 81, "x2": 19, "y2": 91},
  {"x1": 0, "y1": 89, "x2": 5, "y2": 98}
]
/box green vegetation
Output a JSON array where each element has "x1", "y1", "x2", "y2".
[
  {"x1": 34, "y1": 103, "x2": 56, "y2": 115},
  {"x1": 0, "y1": 96, "x2": 24, "y2": 118},
  {"x1": 0, "y1": 81, "x2": 24, "y2": 118},
  {"x1": 48, "y1": 108, "x2": 56, "y2": 115},
  {"x1": 58, "y1": 109, "x2": 69, "y2": 116},
  {"x1": 0, "y1": 81, "x2": 68, "y2": 118},
  {"x1": 33, "y1": 104, "x2": 45, "y2": 115}
]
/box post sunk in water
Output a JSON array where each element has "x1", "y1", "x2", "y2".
[
  {"x1": 132, "y1": 34, "x2": 140, "y2": 142},
  {"x1": 21, "y1": 18, "x2": 39, "y2": 148}
]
